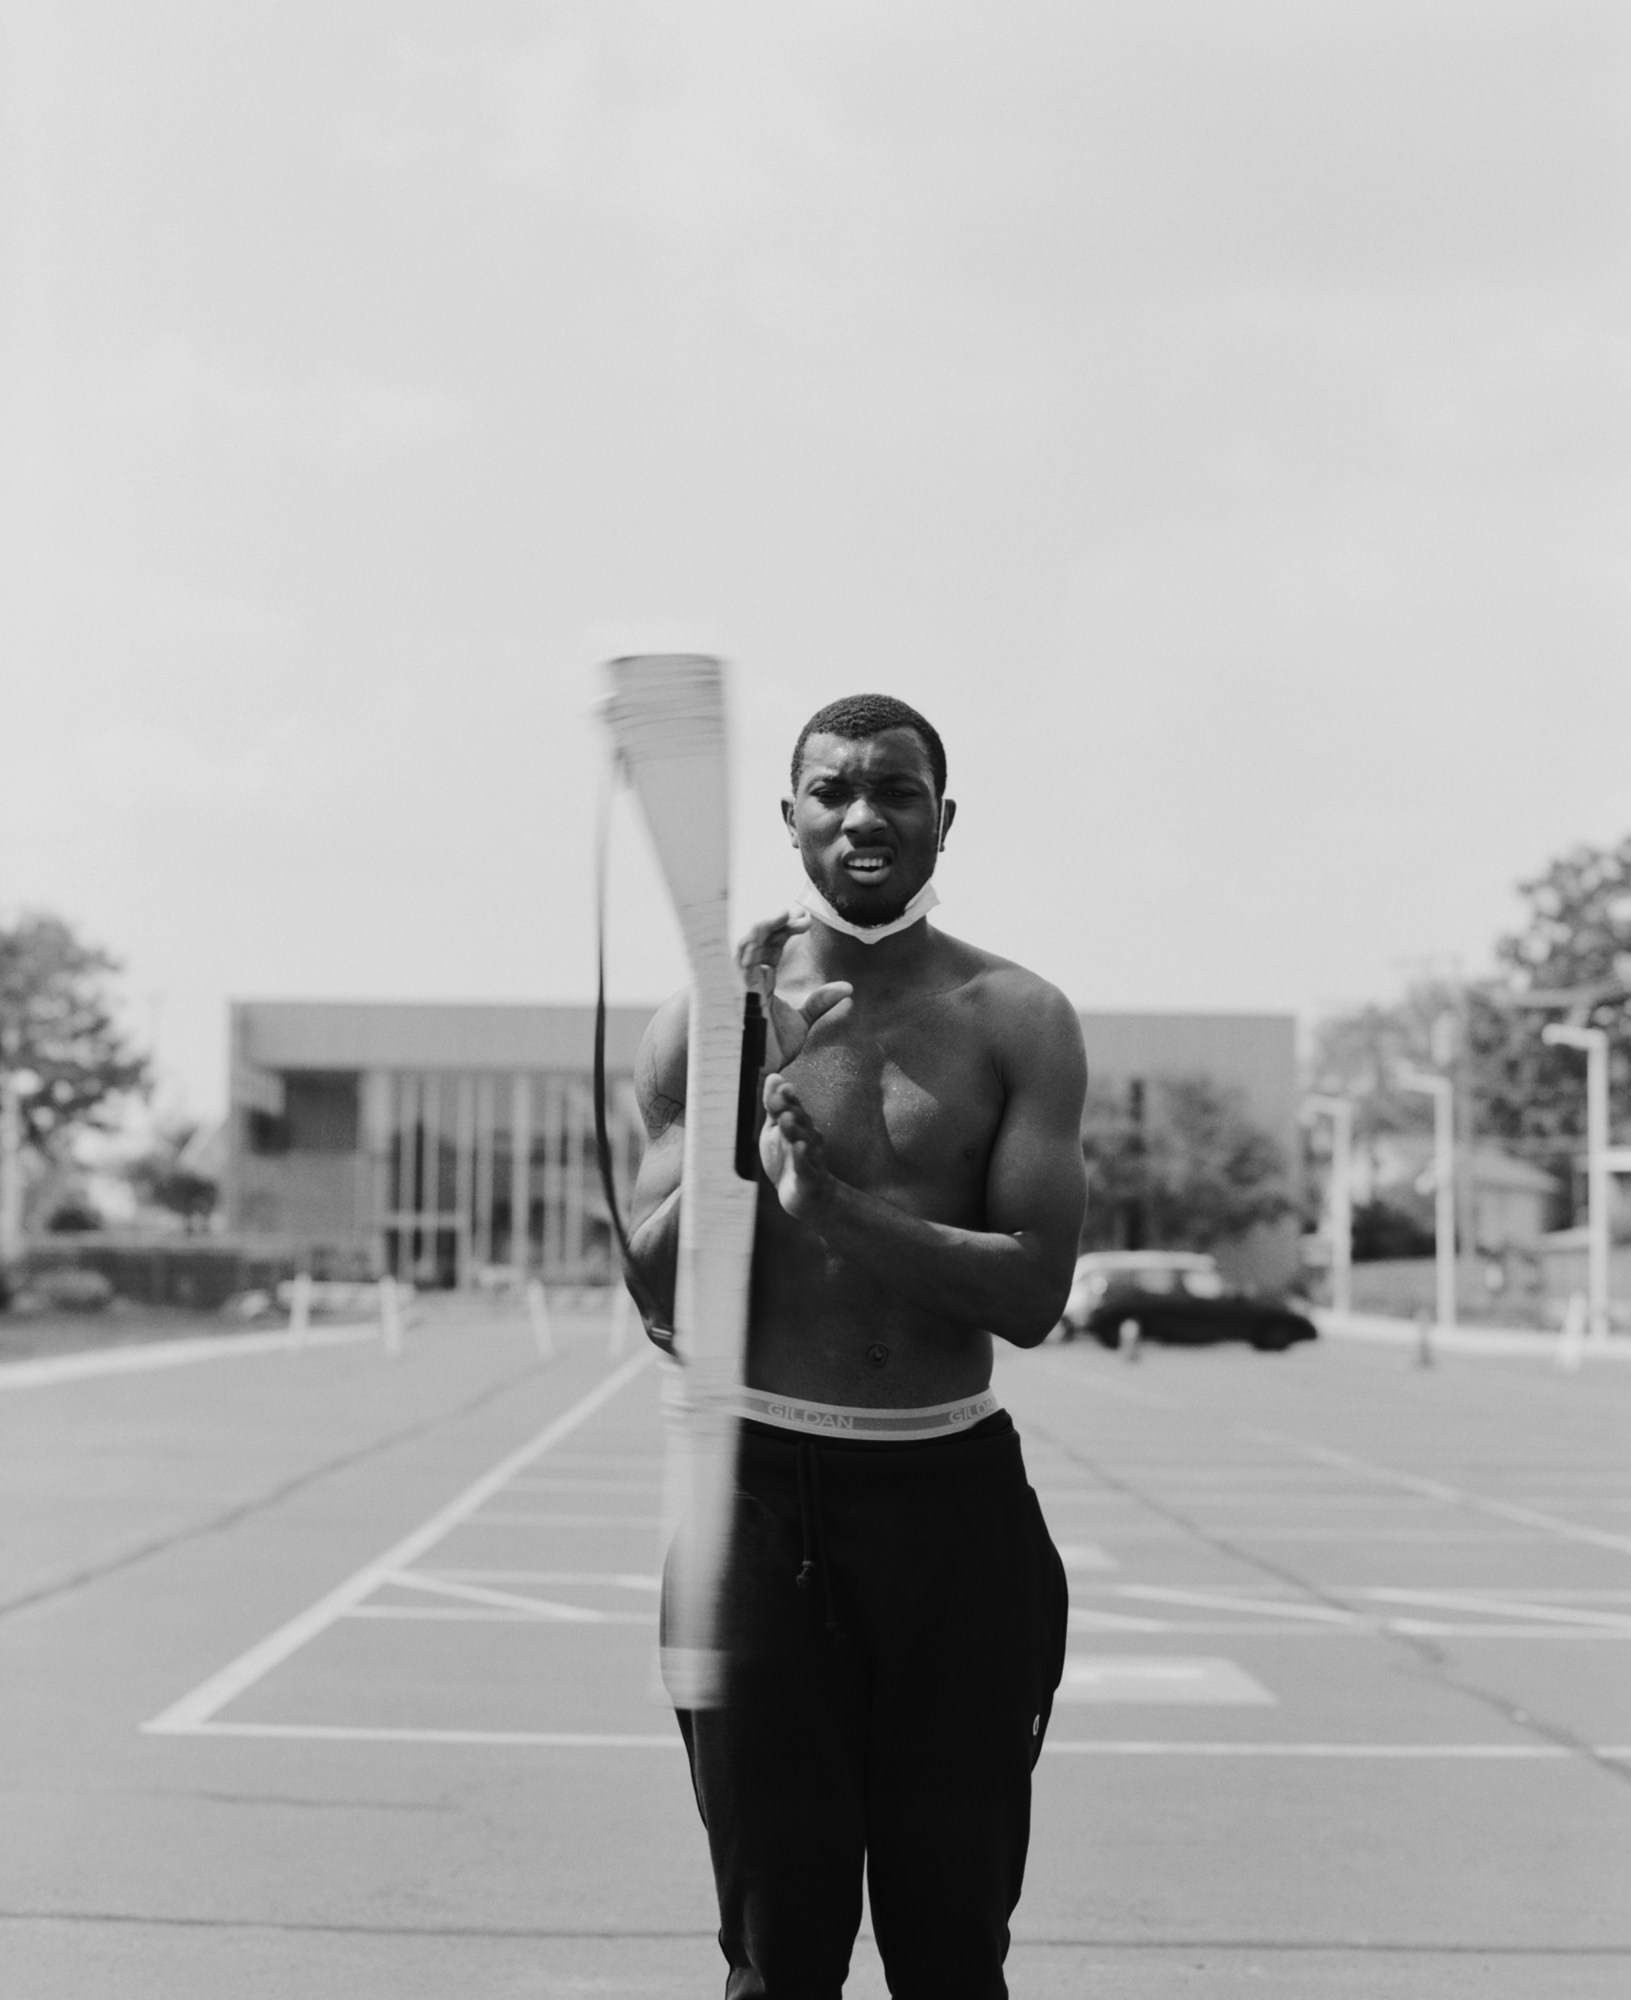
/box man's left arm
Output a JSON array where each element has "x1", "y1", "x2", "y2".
[{"x1": 761, "y1": 981, "x2": 1087, "y2": 1347}]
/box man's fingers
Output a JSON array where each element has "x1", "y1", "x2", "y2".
[
  {"x1": 735, "y1": 908, "x2": 811, "y2": 973},
  {"x1": 762, "y1": 1072, "x2": 801, "y2": 1115},
  {"x1": 800, "y1": 981, "x2": 853, "y2": 1028}
]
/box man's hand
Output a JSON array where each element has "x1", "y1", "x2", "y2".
[
  {"x1": 759, "y1": 1074, "x2": 836, "y2": 1220},
  {"x1": 736, "y1": 909, "x2": 852, "y2": 1066}
]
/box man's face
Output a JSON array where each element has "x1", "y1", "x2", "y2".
[{"x1": 783, "y1": 727, "x2": 954, "y2": 926}]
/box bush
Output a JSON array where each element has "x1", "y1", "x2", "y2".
[
  {"x1": 1351, "y1": 1199, "x2": 1436, "y2": 1262},
  {"x1": 46, "y1": 1198, "x2": 103, "y2": 1233},
  {"x1": 33, "y1": 1267, "x2": 115, "y2": 1312}
]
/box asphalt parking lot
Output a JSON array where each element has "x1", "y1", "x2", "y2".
[{"x1": 3, "y1": 1302, "x2": 1628, "y2": 1996}]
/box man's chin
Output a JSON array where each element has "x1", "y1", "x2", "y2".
[{"x1": 821, "y1": 882, "x2": 912, "y2": 929}]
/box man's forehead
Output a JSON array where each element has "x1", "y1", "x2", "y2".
[{"x1": 797, "y1": 728, "x2": 936, "y2": 786}]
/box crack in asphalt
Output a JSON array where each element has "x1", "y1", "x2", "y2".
[
  {"x1": 0, "y1": 1910, "x2": 1627, "y2": 1951},
  {"x1": 0, "y1": 1361, "x2": 547, "y2": 1624},
  {"x1": 1023, "y1": 1413, "x2": 1631, "y2": 1794}
]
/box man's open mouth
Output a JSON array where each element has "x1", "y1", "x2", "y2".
[{"x1": 842, "y1": 851, "x2": 893, "y2": 883}]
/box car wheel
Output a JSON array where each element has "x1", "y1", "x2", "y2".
[{"x1": 1250, "y1": 1330, "x2": 1293, "y2": 1353}]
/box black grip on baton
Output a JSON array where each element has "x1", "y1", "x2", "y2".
[{"x1": 735, "y1": 991, "x2": 768, "y2": 1181}]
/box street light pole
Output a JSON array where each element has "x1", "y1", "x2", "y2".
[
  {"x1": 1306, "y1": 1095, "x2": 1354, "y2": 1314},
  {"x1": 1400, "y1": 1069, "x2": 1456, "y2": 1329},
  {"x1": 1542, "y1": 1023, "x2": 1610, "y2": 1344},
  {"x1": 0, "y1": 1070, "x2": 21, "y2": 1267}
]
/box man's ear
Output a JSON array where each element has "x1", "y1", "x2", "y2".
[
  {"x1": 781, "y1": 796, "x2": 798, "y2": 845},
  {"x1": 938, "y1": 797, "x2": 957, "y2": 851}
]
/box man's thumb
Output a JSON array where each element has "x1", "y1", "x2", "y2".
[{"x1": 802, "y1": 982, "x2": 854, "y2": 1028}]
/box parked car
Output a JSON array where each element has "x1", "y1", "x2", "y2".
[{"x1": 1059, "y1": 1250, "x2": 1316, "y2": 1353}]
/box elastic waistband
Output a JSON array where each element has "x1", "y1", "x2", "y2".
[
  {"x1": 729, "y1": 1386, "x2": 1001, "y2": 1442},
  {"x1": 736, "y1": 1406, "x2": 1027, "y2": 1503}
]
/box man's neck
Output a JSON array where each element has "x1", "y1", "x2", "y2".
[{"x1": 801, "y1": 915, "x2": 937, "y2": 986}]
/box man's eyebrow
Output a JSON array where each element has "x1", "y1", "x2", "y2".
[{"x1": 804, "y1": 764, "x2": 927, "y2": 785}]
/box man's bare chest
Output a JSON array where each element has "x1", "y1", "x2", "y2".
[{"x1": 783, "y1": 1006, "x2": 1003, "y2": 1189}]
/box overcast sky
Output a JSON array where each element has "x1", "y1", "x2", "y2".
[{"x1": 4, "y1": 1, "x2": 1628, "y2": 1119}]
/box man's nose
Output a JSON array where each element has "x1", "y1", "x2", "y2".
[{"x1": 841, "y1": 794, "x2": 885, "y2": 835}]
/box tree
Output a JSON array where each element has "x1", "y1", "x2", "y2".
[
  {"x1": 1483, "y1": 835, "x2": 1631, "y2": 1167},
  {"x1": 1080, "y1": 1073, "x2": 1293, "y2": 1253},
  {"x1": 0, "y1": 913, "x2": 150, "y2": 1158},
  {"x1": 127, "y1": 1120, "x2": 220, "y2": 1233},
  {"x1": 1308, "y1": 833, "x2": 1631, "y2": 1225}
]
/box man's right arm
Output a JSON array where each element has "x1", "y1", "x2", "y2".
[{"x1": 626, "y1": 989, "x2": 690, "y2": 1330}]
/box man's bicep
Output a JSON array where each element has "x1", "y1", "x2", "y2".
[
  {"x1": 630, "y1": 991, "x2": 689, "y2": 1233},
  {"x1": 634, "y1": 990, "x2": 689, "y2": 1140},
  {"x1": 984, "y1": 993, "x2": 1088, "y2": 1258},
  {"x1": 631, "y1": 1123, "x2": 684, "y2": 1232}
]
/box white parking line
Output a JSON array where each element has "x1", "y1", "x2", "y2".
[
  {"x1": 0, "y1": 1322, "x2": 381, "y2": 1389},
  {"x1": 1247, "y1": 1432, "x2": 1631, "y2": 1557},
  {"x1": 148, "y1": 1720, "x2": 1631, "y2": 1760},
  {"x1": 143, "y1": 1348, "x2": 654, "y2": 1736}
]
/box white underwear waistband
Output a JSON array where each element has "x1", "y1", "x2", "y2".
[{"x1": 732, "y1": 1387, "x2": 1002, "y2": 1442}]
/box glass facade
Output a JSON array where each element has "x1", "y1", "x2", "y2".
[{"x1": 373, "y1": 1068, "x2": 642, "y2": 1287}]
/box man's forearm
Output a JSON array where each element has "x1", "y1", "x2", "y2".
[{"x1": 802, "y1": 1180, "x2": 1066, "y2": 1347}]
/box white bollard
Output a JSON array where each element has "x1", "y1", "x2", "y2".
[
  {"x1": 378, "y1": 1275, "x2": 404, "y2": 1358},
  {"x1": 1556, "y1": 1292, "x2": 1587, "y2": 1374},
  {"x1": 608, "y1": 1282, "x2": 633, "y2": 1358},
  {"x1": 288, "y1": 1271, "x2": 312, "y2": 1350},
  {"x1": 1413, "y1": 1305, "x2": 1434, "y2": 1369},
  {"x1": 1117, "y1": 1316, "x2": 1141, "y2": 1363},
  {"x1": 525, "y1": 1277, "x2": 554, "y2": 1361}
]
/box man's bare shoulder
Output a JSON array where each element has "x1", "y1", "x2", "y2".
[{"x1": 928, "y1": 931, "x2": 1086, "y2": 1078}]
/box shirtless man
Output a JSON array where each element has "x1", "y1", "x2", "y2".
[{"x1": 628, "y1": 693, "x2": 1088, "y2": 2000}]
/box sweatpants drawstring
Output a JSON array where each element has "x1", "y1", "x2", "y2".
[{"x1": 793, "y1": 1438, "x2": 841, "y2": 1642}]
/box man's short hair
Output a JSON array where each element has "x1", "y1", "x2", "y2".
[{"x1": 790, "y1": 694, "x2": 947, "y2": 799}]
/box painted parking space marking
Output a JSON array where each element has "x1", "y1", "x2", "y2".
[
  {"x1": 1044, "y1": 1740, "x2": 1631, "y2": 1759},
  {"x1": 421, "y1": 1569, "x2": 661, "y2": 1589},
  {"x1": 139, "y1": 1340, "x2": 1630, "y2": 1767},
  {"x1": 143, "y1": 1349, "x2": 654, "y2": 1737},
  {"x1": 1356, "y1": 1589, "x2": 1631, "y2": 1633},
  {"x1": 374, "y1": 1572, "x2": 619, "y2": 1620},
  {"x1": 1117, "y1": 1586, "x2": 1357, "y2": 1624},
  {"x1": 147, "y1": 1721, "x2": 1631, "y2": 1760},
  {"x1": 1244, "y1": 1430, "x2": 1631, "y2": 1557},
  {"x1": 1057, "y1": 1656, "x2": 1277, "y2": 1704},
  {"x1": 467, "y1": 1510, "x2": 664, "y2": 1528},
  {"x1": 0, "y1": 1321, "x2": 382, "y2": 1389},
  {"x1": 1054, "y1": 1542, "x2": 1118, "y2": 1570}
]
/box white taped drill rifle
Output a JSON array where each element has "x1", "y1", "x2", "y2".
[{"x1": 600, "y1": 654, "x2": 758, "y2": 1709}]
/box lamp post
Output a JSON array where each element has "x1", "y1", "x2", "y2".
[
  {"x1": 1542, "y1": 1023, "x2": 1611, "y2": 1344},
  {"x1": 1306, "y1": 1095, "x2": 1354, "y2": 1314},
  {"x1": 1399, "y1": 1069, "x2": 1456, "y2": 1329},
  {"x1": 0, "y1": 1069, "x2": 21, "y2": 1267}
]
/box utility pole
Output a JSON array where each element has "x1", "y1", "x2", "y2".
[
  {"x1": 1542, "y1": 1024, "x2": 1611, "y2": 1343},
  {"x1": 1400, "y1": 1068, "x2": 1456, "y2": 1329},
  {"x1": 1306, "y1": 1095, "x2": 1354, "y2": 1314},
  {"x1": 0, "y1": 1068, "x2": 21, "y2": 1267}
]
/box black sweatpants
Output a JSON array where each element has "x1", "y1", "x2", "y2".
[{"x1": 667, "y1": 1412, "x2": 1069, "y2": 2000}]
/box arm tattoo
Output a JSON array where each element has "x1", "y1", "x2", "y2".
[
  {"x1": 636, "y1": 1035, "x2": 685, "y2": 1139},
  {"x1": 646, "y1": 1089, "x2": 685, "y2": 1139}
]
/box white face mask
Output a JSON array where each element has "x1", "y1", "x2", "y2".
[{"x1": 794, "y1": 877, "x2": 940, "y2": 944}]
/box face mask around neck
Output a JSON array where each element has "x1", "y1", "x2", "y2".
[{"x1": 794, "y1": 878, "x2": 940, "y2": 944}]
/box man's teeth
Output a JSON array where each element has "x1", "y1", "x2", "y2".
[{"x1": 846, "y1": 856, "x2": 889, "y2": 873}]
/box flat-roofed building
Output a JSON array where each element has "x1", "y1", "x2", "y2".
[
  {"x1": 227, "y1": 1000, "x2": 1301, "y2": 1291},
  {"x1": 227, "y1": 1001, "x2": 652, "y2": 1288}
]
